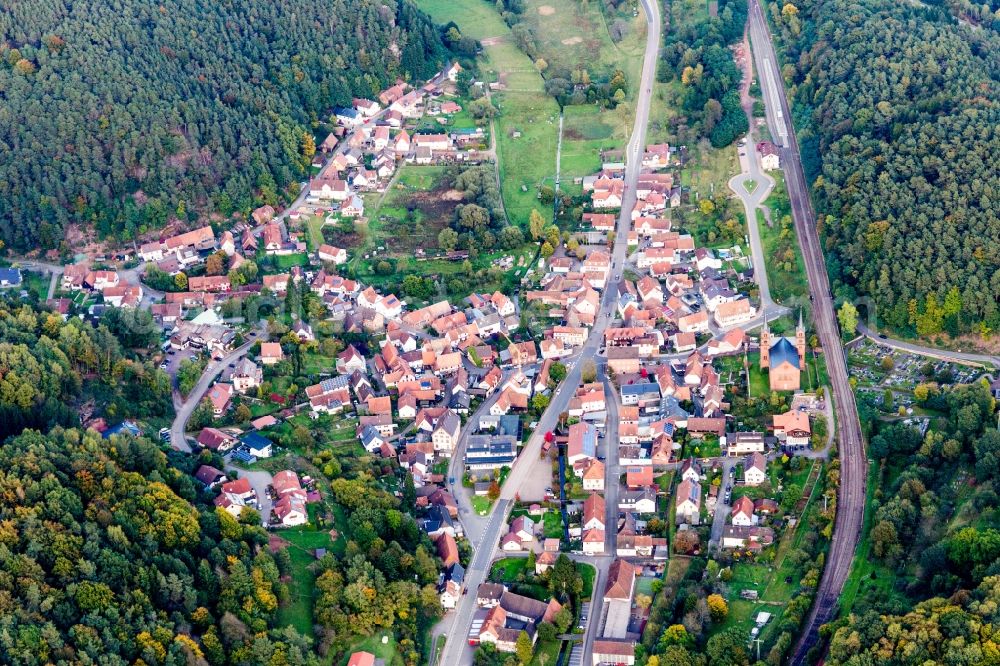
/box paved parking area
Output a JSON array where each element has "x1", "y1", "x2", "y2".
[{"x1": 161, "y1": 347, "x2": 197, "y2": 375}]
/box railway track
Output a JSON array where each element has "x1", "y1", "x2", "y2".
[{"x1": 744, "y1": 1, "x2": 868, "y2": 662}]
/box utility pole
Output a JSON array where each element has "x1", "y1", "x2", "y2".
[{"x1": 753, "y1": 638, "x2": 764, "y2": 661}]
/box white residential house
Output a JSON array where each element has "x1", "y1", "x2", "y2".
[
  {"x1": 725, "y1": 432, "x2": 766, "y2": 457},
  {"x1": 432, "y1": 410, "x2": 461, "y2": 455},
  {"x1": 232, "y1": 358, "x2": 263, "y2": 394},
  {"x1": 318, "y1": 245, "x2": 348, "y2": 265},
  {"x1": 675, "y1": 479, "x2": 701, "y2": 525},
  {"x1": 757, "y1": 142, "x2": 780, "y2": 170},
  {"x1": 730, "y1": 496, "x2": 757, "y2": 527},
  {"x1": 743, "y1": 453, "x2": 768, "y2": 486},
  {"x1": 618, "y1": 488, "x2": 657, "y2": 514},
  {"x1": 583, "y1": 494, "x2": 606, "y2": 532}
]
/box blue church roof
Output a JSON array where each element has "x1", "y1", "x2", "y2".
[{"x1": 769, "y1": 337, "x2": 800, "y2": 369}]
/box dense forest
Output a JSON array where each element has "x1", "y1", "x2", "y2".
[
  {"x1": 0, "y1": 427, "x2": 316, "y2": 665},
  {"x1": 660, "y1": 0, "x2": 748, "y2": 147},
  {"x1": 826, "y1": 379, "x2": 1000, "y2": 663},
  {"x1": 443, "y1": 165, "x2": 523, "y2": 252},
  {"x1": 0, "y1": 298, "x2": 170, "y2": 440},
  {"x1": 0, "y1": 0, "x2": 449, "y2": 248},
  {"x1": 770, "y1": 0, "x2": 1000, "y2": 336},
  {"x1": 311, "y1": 474, "x2": 445, "y2": 661}
]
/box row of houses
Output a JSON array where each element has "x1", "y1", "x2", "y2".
[
  {"x1": 61, "y1": 264, "x2": 144, "y2": 308},
  {"x1": 303, "y1": 62, "x2": 475, "y2": 223}
]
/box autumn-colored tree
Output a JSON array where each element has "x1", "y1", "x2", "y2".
[
  {"x1": 659, "y1": 623, "x2": 691, "y2": 648},
  {"x1": 837, "y1": 301, "x2": 858, "y2": 337},
  {"x1": 301, "y1": 131, "x2": 316, "y2": 164},
  {"x1": 234, "y1": 403, "x2": 252, "y2": 423},
  {"x1": 529, "y1": 209, "x2": 546, "y2": 240},
  {"x1": 205, "y1": 251, "x2": 227, "y2": 276},
  {"x1": 706, "y1": 593, "x2": 728, "y2": 622},
  {"x1": 674, "y1": 529, "x2": 699, "y2": 554}
]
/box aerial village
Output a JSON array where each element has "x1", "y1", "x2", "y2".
[{"x1": 33, "y1": 53, "x2": 829, "y2": 666}]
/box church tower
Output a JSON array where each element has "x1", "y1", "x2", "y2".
[
  {"x1": 759, "y1": 310, "x2": 770, "y2": 369},
  {"x1": 795, "y1": 310, "x2": 806, "y2": 370}
]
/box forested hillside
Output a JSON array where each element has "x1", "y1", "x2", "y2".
[
  {"x1": 0, "y1": 0, "x2": 448, "y2": 248},
  {"x1": 828, "y1": 380, "x2": 1000, "y2": 664},
  {"x1": 0, "y1": 427, "x2": 316, "y2": 665},
  {"x1": 0, "y1": 300, "x2": 444, "y2": 663},
  {"x1": 0, "y1": 299, "x2": 170, "y2": 440},
  {"x1": 771, "y1": 0, "x2": 1000, "y2": 336}
]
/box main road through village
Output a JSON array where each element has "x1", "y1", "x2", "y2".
[
  {"x1": 745, "y1": 0, "x2": 867, "y2": 662},
  {"x1": 434, "y1": 0, "x2": 662, "y2": 662}
]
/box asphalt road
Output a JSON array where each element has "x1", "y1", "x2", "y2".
[
  {"x1": 580, "y1": 560, "x2": 609, "y2": 660},
  {"x1": 169, "y1": 328, "x2": 263, "y2": 452},
  {"x1": 708, "y1": 458, "x2": 738, "y2": 548},
  {"x1": 573, "y1": 367, "x2": 622, "y2": 659},
  {"x1": 434, "y1": 0, "x2": 661, "y2": 662},
  {"x1": 728, "y1": 138, "x2": 778, "y2": 311},
  {"x1": 857, "y1": 322, "x2": 999, "y2": 369},
  {"x1": 600, "y1": 370, "x2": 622, "y2": 556},
  {"x1": 745, "y1": 2, "x2": 868, "y2": 662},
  {"x1": 445, "y1": 369, "x2": 515, "y2": 545}
]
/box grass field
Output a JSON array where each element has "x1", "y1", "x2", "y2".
[
  {"x1": 272, "y1": 253, "x2": 309, "y2": 269},
  {"x1": 492, "y1": 557, "x2": 530, "y2": 582},
  {"x1": 364, "y1": 165, "x2": 455, "y2": 256},
  {"x1": 346, "y1": 163, "x2": 536, "y2": 298},
  {"x1": 681, "y1": 139, "x2": 739, "y2": 201},
  {"x1": 415, "y1": 0, "x2": 558, "y2": 228},
  {"x1": 542, "y1": 510, "x2": 563, "y2": 538},
  {"x1": 744, "y1": 348, "x2": 829, "y2": 397},
  {"x1": 21, "y1": 271, "x2": 49, "y2": 299},
  {"x1": 276, "y1": 519, "x2": 341, "y2": 636},
  {"x1": 472, "y1": 495, "x2": 493, "y2": 515},
  {"x1": 635, "y1": 575, "x2": 656, "y2": 598},
  {"x1": 579, "y1": 562, "x2": 596, "y2": 601},
  {"x1": 523, "y1": 0, "x2": 647, "y2": 87},
  {"x1": 746, "y1": 352, "x2": 771, "y2": 397},
  {"x1": 518, "y1": 0, "x2": 651, "y2": 190},
  {"x1": 417, "y1": 0, "x2": 655, "y2": 227},
  {"x1": 757, "y1": 174, "x2": 809, "y2": 307},
  {"x1": 714, "y1": 457, "x2": 831, "y2": 645},
  {"x1": 665, "y1": 557, "x2": 691, "y2": 585},
  {"x1": 672, "y1": 0, "x2": 712, "y2": 30},
  {"x1": 305, "y1": 215, "x2": 325, "y2": 251},
  {"x1": 561, "y1": 105, "x2": 624, "y2": 194},
  {"x1": 343, "y1": 633, "x2": 404, "y2": 666},
  {"x1": 530, "y1": 639, "x2": 562, "y2": 666},
  {"x1": 839, "y1": 458, "x2": 898, "y2": 614},
  {"x1": 414, "y1": 0, "x2": 509, "y2": 40}
]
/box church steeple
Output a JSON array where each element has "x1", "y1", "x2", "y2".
[{"x1": 795, "y1": 309, "x2": 807, "y2": 370}]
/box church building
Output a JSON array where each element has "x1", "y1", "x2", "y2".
[{"x1": 760, "y1": 313, "x2": 806, "y2": 391}]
